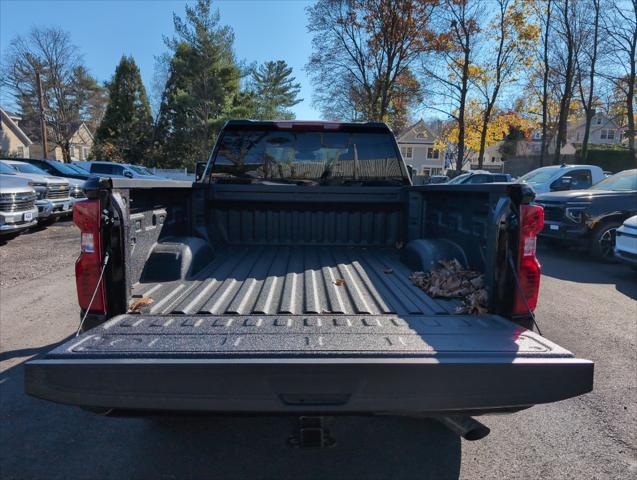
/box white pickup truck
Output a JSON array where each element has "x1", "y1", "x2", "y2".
[{"x1": 518, "y1": 164, "x2": 605, "y2": 194}]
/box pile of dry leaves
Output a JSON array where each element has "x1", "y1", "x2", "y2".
[{"x1": 410, "y1": 259, "x2": 488, "y2": 314}]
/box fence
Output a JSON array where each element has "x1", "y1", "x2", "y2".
[{"x1": 151, "y1": 167, "x2": 195, "y2": 181}]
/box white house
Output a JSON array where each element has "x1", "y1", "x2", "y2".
[{"x1": 395, "y1": 120, "x2": 445, "y2": 176}]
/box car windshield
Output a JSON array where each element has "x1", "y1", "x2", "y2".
[
  {"x1": 212, "y1": 128, "x2": 407, "y2": 185},
  {"x1": 68, "y1": 164, "x2": 89, "y2": 174},
  {"x1": 10, "y1": 162, "x2": 49, "y2": 175},
  {"x1": 0, "y1": 162, "x2": 17, "y2": 175},
  {"x1": 518, "y1": 167, "x2": 560, "y2": 184},
  {"x1": 589, "y1": 170, "x2": 637, "y2": 191},
  {"x1": 447, "y1": 173, "x2": 471, "y2": 184},
  {"x1": 50, "y1": 161, "x2": 84, "y2": 175},
  {"x1": 130, "y1": 166, "x2": 152, "y2": 175}
]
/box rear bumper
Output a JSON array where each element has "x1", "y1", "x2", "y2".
[{"x1": 25, "y1": 313, "x2": 594, "y2": 414}]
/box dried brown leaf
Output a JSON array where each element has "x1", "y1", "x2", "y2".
[
  {"x1": 128, "y1": 296, "x2": 154, "y2": 313},
  {"x1": 333, "y1": 278, "x2": 346, "y2": 286}
]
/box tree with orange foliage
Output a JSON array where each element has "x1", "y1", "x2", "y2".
[
  {"x1": 474, "y1": 0, "x2": 540, "y2": 168},
  {"x1": 422, "y1": 0, "x2": 484, "y2": 172}
]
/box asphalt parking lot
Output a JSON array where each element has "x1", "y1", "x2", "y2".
[{"x1": 1, "y1": 220, "x2": 635, "y2": 480}]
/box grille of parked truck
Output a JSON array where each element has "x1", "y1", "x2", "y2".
[
  {"x1": 0, "y1": 160, "x2": 75, "y2": 223},
  {"x1": 25, "y1": 121, "x2": 593, "y2": 440},
  {"x1": 0, "y1": 163, "x2": 39, "y2": 237}
]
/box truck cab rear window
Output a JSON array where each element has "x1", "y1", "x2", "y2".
[{"x1": 212, "y1": 130, "x2": 407, "y2": 185}]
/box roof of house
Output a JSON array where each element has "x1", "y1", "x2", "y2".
[
  {"x1": 396, "y1": 119, "x2": 436, "y2": 144},
  {"x1": 0, "y1": 106, "x2": 33, "y2": 146}
]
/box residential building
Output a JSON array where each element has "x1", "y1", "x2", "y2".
[
  {"x1": 517, "y1": 113, "x2": 626, "y2": 157},
  {"x1": 566, "y1": 114, "x2": 625, "y2": 145},
  {"x1": 30, "y1": 122, "x2": 94, "y2": 161},
  {"x1": 0, "y1": 107, "x2": 32, "y2": 158},
  {"x1": 395, "y1": 120, "x2": 445, "y2": 175},
  {"x1": 465, "y1": 143, "x2": 505, "y2": 172}
]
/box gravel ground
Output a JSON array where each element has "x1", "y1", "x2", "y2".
[
  {"x1": 0, "y1": 219, "x2": 79, "y2": 288},
  {"x1": 0, "y1": 222, "x2": 635, "y2": 480}
]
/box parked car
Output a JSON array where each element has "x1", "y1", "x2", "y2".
[
  {"x1": 19, "y1": 158, "x2": 91, "y2": 181},
  {"x1": 26, "y1": 120, "x2": 593, "y2": 442},
  {"x1": 535, "y1": 169, "x2": 637, "y2": 261},
  {"x1": 77, "y1": 161, "x2": 167, "y2": 179},
  {"x1": 518, "y1": 164, "x2": 605, "y2": 194},
  {"x1": 5, "y1": 159, "x2": 86, "y2": 201},
  {"x1": 615, "y1": 215, "x2": 637, "y2": 269},
  {"x1": 446, "y1": 171, "x2": 512, "y2": 184},
  {"x1": 0, "y1": 160, "x2": 74, "y2": 224},
  {"x1": 429, "y1": 174, "x2": 449, "y2": 184},
  {"x1": 0, "y1": 163, "x2": 39, "y2": 238}
]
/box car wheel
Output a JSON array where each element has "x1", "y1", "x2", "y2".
[{"x1": 590, "y1": 221, "x2": 621, "y2": 262}]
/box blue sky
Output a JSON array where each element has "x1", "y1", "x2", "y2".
[{"x1": 0, "y1": 0, "x2": 321, "y2": 119}]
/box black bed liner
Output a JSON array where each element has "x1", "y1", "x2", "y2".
[
  {"x1": 132, "y1": 246, "x2": 460, "y2": 316},
  {"x1": 25, "y1": 313, "x2": 593, "y2": 413}
]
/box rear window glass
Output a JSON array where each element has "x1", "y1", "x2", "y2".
[{"x1": 212, "y1": 129, "x2": 407, "y2": 185}]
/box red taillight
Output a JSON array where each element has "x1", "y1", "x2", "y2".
[
  {"x1": 74, "y1": 199, "x2": 106, "y2": 314},
  {"x1": 513, "y1": 204, "x2": 544, "y2": 315}
]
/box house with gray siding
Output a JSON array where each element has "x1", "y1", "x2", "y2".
[{"x1": 395, "y1": 120, "x2": 445, "y2": 175}]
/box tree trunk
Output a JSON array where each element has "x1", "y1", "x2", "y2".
[
  {"x1": 580, "y1": 109, "x2": 594, "y2": 161},
  {"x1": 540, "y1": 0, "x2": 552, "y2": 167},
  {"x1": 554, "y1": 0, "x2": 574, "y2": 165},
  {"x1": 628, "y1": 30, "x2": 636, "y2": 165},
  {"x1": 457, "y1": 42, "x2": 471, "y2": 172},
  {"x1": 477, "y1": 104, "x2": 494, "y2": 169},
  {"x1": 627, "y1": 77, "x2": 636, "y2": 165},
  {"x1": 580, "y1": 0, "x2": 600, "y2": 163}
]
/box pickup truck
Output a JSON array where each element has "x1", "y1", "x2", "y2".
[
  {"x1": 25, "y1": 121, "x2": 593, "y2": 441},
  {"x1": 0, "y1": 166, "x2": 38, "y2": 238}
]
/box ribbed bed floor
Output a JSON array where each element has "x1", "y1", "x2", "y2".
[{"x1": 132, "y1": 246, "x2": 460, "y2": 316}]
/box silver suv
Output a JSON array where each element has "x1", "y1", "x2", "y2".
[
  {"x1": 0, "y1": 163, "x2": 38, "y2": 238},
  {"x1": 1, "y1": 160, "x2": 74, "y2": 223}
]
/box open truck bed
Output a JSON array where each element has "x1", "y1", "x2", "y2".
[
  {"x1": 25, "y1": 121, "x2": 593, "y2": 418},
  {"x1": 132, "y1": 245, "x2": 460, "y2": 316}
]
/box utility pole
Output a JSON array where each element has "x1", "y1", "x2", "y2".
[{"x1": 35, "y1": 69, "x2": 48, "y2": 159}]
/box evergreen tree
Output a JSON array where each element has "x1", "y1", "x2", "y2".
[
  {"x1": 250, "y1": 60, "x2": 302, "y2": 120},
  {"x1": 93, "y1": 56, "x2": 152, "y2": 163},
  {"x1": 153, "y1": 0, "x2": 241, "y2": 169}
]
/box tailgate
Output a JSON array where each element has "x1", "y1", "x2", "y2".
[{"x1": 25, "y1": 314, "x2": 593, "y2": 414}]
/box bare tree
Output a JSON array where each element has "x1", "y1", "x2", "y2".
[
  {"x1": 422, "y1": 0, "x2": 483, "y2": 171},
  {"x1": 2, "y1": 27, "x2": 100, "y2": 162},
  {"x1": 552, "y1": 0, "x2": 583, "y2": 164},
  {"x1": 306, "y1": 0, "x2": 437, "y2": 128},
  {"x1": 575, "y1": 0, "x2": 602, "y2": 162},
  {"x1": 540, "y1": 0, "x2": 553, "y2": 166},
  {"x1": 602, "y1": 0, "x2": 637, "y2": 162}
]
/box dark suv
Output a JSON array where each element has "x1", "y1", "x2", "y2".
[
  {"x1": 20, "y1": 158, "x2": 91, "y2": 181},
  {"x1": 535, "y1": 169, "x2": 637, "y2": 261}
]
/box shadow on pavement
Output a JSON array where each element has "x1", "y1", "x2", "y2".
[
  {"x1": 538, "y1": 244, "x2": 637, "y2": 300},
  {"x1": 0, "y1": 360, "x2": 461, "y2": 480},
  {"x1": 0, "y1": 335, "x2": 74, "y2": 363}
]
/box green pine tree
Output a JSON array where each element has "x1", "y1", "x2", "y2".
[
  {"x1": 153, "y1": 0, "x2": 241, "y2": 169},
  {"x1": 251, "y1": 61, "x2": 302, "y2": 120},
  {"x1": 93, "y1": 56, "x2": 152, "y2": 163}
]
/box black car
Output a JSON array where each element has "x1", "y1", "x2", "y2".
[
  {"x1": 535, "y1": 169, "x2": 637, "y2": 261},
  {"x1": 18, "y1": 158, "x2": 91, "y2": 181}
]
